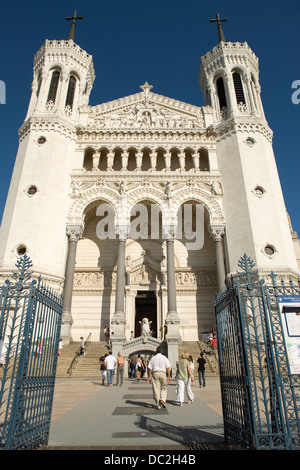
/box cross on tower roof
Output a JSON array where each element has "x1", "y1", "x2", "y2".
[
  {"x1": 66, "y1": 11, "x2": 83, "y2": 41},
  {"x1": 210, "y1": 13, "x2": 227, "y2": 43}
]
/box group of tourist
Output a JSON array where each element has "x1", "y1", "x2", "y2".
[{"x1": 99, "y1": 346, "x2": 208, "y2": 409}]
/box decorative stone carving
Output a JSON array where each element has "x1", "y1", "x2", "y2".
[
  {"x1": 139, "y1": 317, "x2": 152, "y2": 336},
  {"x1": 66, "y1": 224, "x2": 83, "y2": 242},
  {"x1": 209, "y1": 224, "x2": 225, "y2": 242},
  {"x1": 73, "y1": 271, "x2": 104, "y2": 287},
  {"x1": 85, "y1": 88, "x2": 205, "y2": 133}
]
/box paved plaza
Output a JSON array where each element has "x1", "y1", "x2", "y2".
[{"x1": 45, "y1": 375, "x2": 224, "y2": 450}]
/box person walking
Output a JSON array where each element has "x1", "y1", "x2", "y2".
[
  {"x1": 104, "y1": 326, "x2": 110, "y2": 344},
  {"x1": 187, "y1": 355, "x2": 194, "y2": 398},
  {"x1": 104, "y1": 350, "x2": 117, "y2": 387},
  {"x1": 147, "y1": 347, "x2": 171, "y2": 409},
  {"x1": 116, "y1": 352, "x2": 125, "y2": 386},
  {"x1": 100, "y1": 354, "x2": 107, "y2": 385},
  {"x1": 58, "y1": 338, "x2": 63, "y2": 356},
  {"x1": 136, "y1": 354, "x2": 143, "y2": 382},
  {"x1": 129, "y1": 353, "x2": 137, "y2": 378},
  {"x1": 175, "y1": 352, "x2": 195, "y2": 406},
  {"x1": 79, "y1": 337, "x2": 85, "y2": 356},
  {"x1": 197, "y1": 352, "x2": 206, "y2": 387}
]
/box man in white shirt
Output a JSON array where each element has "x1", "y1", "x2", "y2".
[
  {"x1": 147, "y1": 347, "x2": 171, "y2": 409},
  {"x1": 104, "y1": 351, "x2": 117, "y2": 387}
]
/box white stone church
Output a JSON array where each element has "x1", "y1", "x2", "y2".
[{"x1": 1, "y1": 17, "x2": 299, "y2": 364}]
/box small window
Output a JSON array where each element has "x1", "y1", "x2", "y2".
[
  {"x1": 253, "y1": 186, "x2": 265, "y2": 198},
  {"x1": 47, "y1": 70, "x2": 60, "y2": 104},
  {"x1": 26, "y1": 185, "x2": 38, "y2": 196},
  {"x1": 17, "y1": 245, "x2": 27, "y2": 256},
  {"x1": 263, "y1": 244, "x2": 277, "y2": 258},
  {"x1": 245, "y1": 137, "x2": 255, "y2": 147},
  {"x1": 37, "y1": 136, "x2": 46, "y2": 145}
]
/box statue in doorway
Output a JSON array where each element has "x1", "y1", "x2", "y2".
[{"x1": 139, "y1": 317, "x2": 152, "y2": 336}]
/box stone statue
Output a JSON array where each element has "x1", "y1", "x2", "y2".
[{"x1": 139, "y1": 317, "x2": 152, "y2": 336}]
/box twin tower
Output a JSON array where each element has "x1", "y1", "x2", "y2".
[{"x1": 0, "y1": 19, "x2": 298, "y2": 347}]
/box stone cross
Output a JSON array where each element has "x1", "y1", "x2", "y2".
[{"x1": 140, "y1": 82, "x2": 153, "y2": 98}]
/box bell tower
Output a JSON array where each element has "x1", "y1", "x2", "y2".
[
  {"x1": 0, "y1": 14, "x2": 95, "y2": 284},
  {"x1": 198, "y1": 16, "x2": 298, "y2": 276},
  {"x1": 26, "y1": 12, "x2": 94, "y2": 121}
]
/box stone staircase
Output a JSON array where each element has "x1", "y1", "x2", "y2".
[
  {"x1": 55, "y1": 340, "x2": 220, "y2": 378},
  {"x1": 56, "y1": 341, "x2": 110, "y2": 378},
  {"x1": 179, "y1": 341, "x2": 219, "y2": 377}
]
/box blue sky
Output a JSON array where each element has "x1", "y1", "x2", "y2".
[{"x1": 0, "y1": 0, "x2": 299, "y2": 235}]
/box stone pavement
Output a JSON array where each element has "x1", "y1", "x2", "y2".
[{"x1": 44, "y1": 374, "x2": 225, "y2": 450}]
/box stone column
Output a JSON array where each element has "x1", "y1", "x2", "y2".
[
  {"x1": 245, "y1": 74, "x2": 257, "y2": 115},
  {"x1": 111, "y1": 226, "x2": 128, "y2": 357},
  {"x1": 224, "y1": 73, "x2": 235, "y2": 115},
  {"x1": 57, "y1": 72, "x2": 69, "y2": 114},
  {"x1": 164, "y1": 225, "x2": 181, "y2": 371},
  {"x1": 61, "y1": 224, "x2": 83, "y2": 344},
  {"x1": 210, "y1": 225, "x2": 226, "y2": 291}
]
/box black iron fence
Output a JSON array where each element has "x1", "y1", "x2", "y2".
[{"x1": 0, "y1": 255, "x2": 62, "y2": 450}]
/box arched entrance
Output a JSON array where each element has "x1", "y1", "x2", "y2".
[{"x1": 134, "y1": 291, "x2": 157, "y2": 338}]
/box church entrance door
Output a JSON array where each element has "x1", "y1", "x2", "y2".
[{"x1": 135, "y1": 291, "x2": 157, "y2": 338}]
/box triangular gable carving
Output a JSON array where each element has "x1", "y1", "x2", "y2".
[
  {"x1": 126, "y1": 250, "x2": 163, "y2": 285},
  {"x1": 84, "y1": 85, "x2": 206, "y2": 131}
]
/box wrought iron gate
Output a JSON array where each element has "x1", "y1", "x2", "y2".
[
  {"x1": 215, "y1": 254, "x2": 300, "y2": 450},
  {"x1": 0, "y1": 255, "x2": 62, "y2": 450}
]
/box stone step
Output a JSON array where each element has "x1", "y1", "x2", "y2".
[
  {"x1": 56, "y1": 341, "x2": 110, "y2": 377},
  {"x1": 55, "y1": 340, "x2": 221, "y2": 378},
  {"x1": 179, "y1": 341, "x2": 219, "y2": 377}
]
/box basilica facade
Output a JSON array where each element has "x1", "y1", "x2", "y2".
[{"x1": 0, "y1": 27, "x2": 299, "y2": 363}]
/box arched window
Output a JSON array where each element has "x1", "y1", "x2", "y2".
[
  {"x1": 65, "y1": 75, "x2": 77, "y2": 109},
  {"x1": 216, "y1": 77, "x2": 227, "y2": 110},
  {"x1": 232, "y1": 72, "x2": 246, "y2": 105},
  {"x1": 47, "y1": 70, "x2": 60, "y2": 104}
]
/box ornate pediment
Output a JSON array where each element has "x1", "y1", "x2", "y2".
[{"x1": 82, "y1": 83, "x2": 205, "y2": 132}]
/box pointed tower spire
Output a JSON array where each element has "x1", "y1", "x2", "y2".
[
  {"x1": 210, "y1": 13, "x2": 227, "y2": 43},
  {"x1": 66, "y1": 11, "x2": 83, "y2": 41}
]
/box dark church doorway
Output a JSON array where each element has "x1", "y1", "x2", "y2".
[{"x1": 135, "y1": 291, "x2": 157, "y2": 338}]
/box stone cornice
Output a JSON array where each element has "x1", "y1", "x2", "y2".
[
  {"x1": 34, "y1": 39, "x2": 95, "y2": 86},
  {"x1": 215, "y1": 115, "x2": 273, "y2": 143},
  {"x1": 18, "y1": 115, "x2": 77, "y2": 141},
  {"x1": 75, "y1": 129, "x2": 216, "y2": 146},
  {"x1": 200, "y1": 41, "x2": 258, "y2": 71}
]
